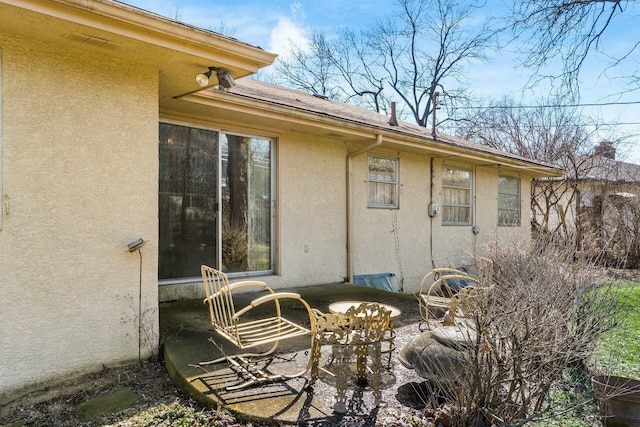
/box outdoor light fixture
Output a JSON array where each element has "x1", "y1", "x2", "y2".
[
  {"x1": 195, "y1": 66, "x2": 235, "y2": 89},
  {"x1": 195, "y1": 67, "x2": 215, "y2": 87},
  {"x1": 127, "y1": 238, "x2": 146, "y2": 252}
]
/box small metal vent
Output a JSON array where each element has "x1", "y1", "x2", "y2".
[{"x1": 63, "y1": 33, "x2": 118, "y2": 49}]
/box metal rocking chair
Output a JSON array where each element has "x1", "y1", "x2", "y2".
[
  {"x1": 418, "y1": 258, "x2": 494, "y2": 328},
  {"x1": 200, "y1": 265, "x2": 316, "y2": 390}
]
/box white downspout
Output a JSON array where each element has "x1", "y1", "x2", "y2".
[{"x1": 346, "y1": 134, "x2": 383, "y2": 282}]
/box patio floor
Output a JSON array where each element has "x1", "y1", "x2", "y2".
[{"x1": 160, "y1": 283, "x2": 429, "y2": 425}]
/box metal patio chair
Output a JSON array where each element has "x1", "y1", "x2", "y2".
[
  {"x1": 200, "y1": 265, "x2": 316, "y2": 390},
  {"x1": 418, "y1": 258, "x2": 494, "y2": 328}
]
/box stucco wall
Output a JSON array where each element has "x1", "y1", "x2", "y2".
[
  {"x1": 275, "y1": 132, "x2": 349, "y2": 286},
  {"x1": 350, "y1": 149, "x2": 431, "y2": 294},
  {"x1": 157, "y1": 125, "x2": 536, "y2": 300},
  {"x1": 0, "y1": 33, "x2": 159, "y2": 400},
  {"x1": 423, "y1": 158, "x2": 530, "y2": 291}
]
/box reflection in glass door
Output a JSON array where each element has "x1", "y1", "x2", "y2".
[
  {"x1": 158, "y1": 124, "x2": 218, "y2": 279},
  {"x1": 221, "y1": 134, "x2": 272, "y2": 273}
]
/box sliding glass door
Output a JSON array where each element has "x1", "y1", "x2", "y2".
[{"x1": 159, "y1": 123, "x2": 273, "y2": 281}]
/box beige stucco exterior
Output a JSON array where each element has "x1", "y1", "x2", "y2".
[
  {"x1": 0, "y1": 0, "x2": 276, "y2": 402},
  {"x1": 0, "y1": 0, "x2": 561, "y2": 402},
  {"x1": 0, "y1": 32, "x2": 160, "y2": 399},
  {"x1": 156, "y1": 116, "x2": 537, "y2": 299}
]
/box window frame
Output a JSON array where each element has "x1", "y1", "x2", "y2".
[
  {"x1": 220, "y1": 131, "x2": 276, "y2": 276},
  {"x1": 441, "y1": 166, "x2": 473, "y2": 226},
  {"x1": 367, "y1": 155, "x2": 399, "y2": 209},
  {"x1": 498, "y1": 175, "x2": 521, "y2": 227}
]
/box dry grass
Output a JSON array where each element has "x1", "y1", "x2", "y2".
[{"x1": 0, "y1": 361, "x2": 248, "y2": 427}]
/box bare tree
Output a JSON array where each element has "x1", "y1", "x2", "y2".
[
  {"x1": 274, "y1": 31, "x2": 341, "y2": 99},
  {"x1": 274, "y1": 0, "x2": 496, "y2": 127},
  {"x1": 454, "y1": 97, "x2": 639, "y2": 269},
  {"x1": 456, "y1": 97, "x2": 601, "y2": 239},
  {"x1": 507, "y1": 0, "x2": 638, "y2": 95}
]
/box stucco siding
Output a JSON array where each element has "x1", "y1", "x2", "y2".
[
  {"x1": 156, "y1": 131, "x2": 536, "y2": 300},
  {"x1": 350, "y1": 150, "x2": 431, "y2": 294},
  {"x1": 275, "y1": 133, "x2": 348, "y2": 286},
  {"x1": 430, "y1": 159, "x2": 532, "y2": 269},
  {"x1": 0, "y1": 34, "x2": 159, "y2": 399}
]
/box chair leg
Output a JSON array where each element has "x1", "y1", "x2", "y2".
[
  {"x1": 199, "y1": 338, "x2": 279, "y2": 366},
  {"x1": 202, "y1": 337, "x2": 315, "y2": 391}
]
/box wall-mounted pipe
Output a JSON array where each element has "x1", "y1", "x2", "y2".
[
  {"x1": 346, "y1": 134, "x2": 383, "y2": 282},
  {"x1": 429, "y1": 157, "x2": 435, "y2": 269}
]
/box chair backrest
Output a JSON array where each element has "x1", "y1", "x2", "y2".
[
  {"x1": 201, "y1": 265, "x2": 237, "y2": 332},
  {"x1": 419, "y1": 267, "x2": 470, "y2": 294}
]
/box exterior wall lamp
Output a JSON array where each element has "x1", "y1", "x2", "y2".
[{"x1": 195, "y1": 67, "x2": 235, "y2": 89}]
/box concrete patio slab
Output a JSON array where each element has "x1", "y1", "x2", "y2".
[{"x1": 160, "y1": 283, "x2": 427, "y2": 425}]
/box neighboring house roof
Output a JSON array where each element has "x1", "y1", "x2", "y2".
[
  {"x1": 180, "y1": 78, "x2": 564, "y2": 178},
  {"x1": 581, "y1": 156, "x2": 640, "y2": 183}
]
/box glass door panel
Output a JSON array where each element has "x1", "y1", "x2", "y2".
[
  {"x1": 221, "y1": 134, "x2": 272, "y2": 273},
  {"x1": 159, "y1": 123, "x2": 218, "y2": 279}
]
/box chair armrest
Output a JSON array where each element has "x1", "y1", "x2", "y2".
[
  {"x1": 227, "y1": 280, "x2": 273, "y2": 292},
  {"x1": 232, "y1": 292, "x2": 304, "y2": 320}
]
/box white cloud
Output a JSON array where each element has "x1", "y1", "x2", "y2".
[
  {"x1": 268, "y1": 16, "x2": 311, "y2": 58},
  {"x1": 290, "y1": 2, "x2": 305, "y2": 21}
]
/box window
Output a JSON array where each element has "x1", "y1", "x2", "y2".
[
  {"x1": 368, "y1": 156, "x2": 398, "y2": 208},
  {"x1": 442, "y1": 167, "x2": 472, "y2": 225},
  {"x1": 498, "y1": 176, "x2": 521, "y2": 226},
  {"x1": 158, "y1": 123, "x2": 274, "y2": 281}
]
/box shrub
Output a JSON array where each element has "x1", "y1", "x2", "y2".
[{"x1": 429, "y1": 239, "x2": 622, "y2": 426}]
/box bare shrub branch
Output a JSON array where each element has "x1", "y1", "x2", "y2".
[{"x1": 426, "y1": 239, "x2": 623, "y2": 425}]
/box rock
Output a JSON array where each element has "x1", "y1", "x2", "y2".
[
  {"x1": 399, "y1": 323, "x2": 476, "y2": 384},
  {"x1": 76, "y1": 388, "x2": 141, "y2": 421},
  {"x1": 431, "y1": 323, "x2": 476, "y2": 351}
]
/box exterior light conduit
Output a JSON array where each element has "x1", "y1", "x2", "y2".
[{"x1": 346, "y1": 134, "x2": 383, "y2": 283}]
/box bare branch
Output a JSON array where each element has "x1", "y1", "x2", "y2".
[
  {"x1": 273, "y1": 0, "x2": 496, "y2": 128},
  {"x1": 508, "y1": 0, "x2": 636, "y2": 96}
]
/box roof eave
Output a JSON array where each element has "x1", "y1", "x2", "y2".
[
  {"x1": 2, "y1": 0, "x2": 277, "y2": 73},
  {"x1": 178, "y1": 89, "x2": 565, "y2": 178}
]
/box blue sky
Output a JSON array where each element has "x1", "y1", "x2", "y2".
[{"x1": 127, "y1": 0, "x2": 640, "y2": 163}]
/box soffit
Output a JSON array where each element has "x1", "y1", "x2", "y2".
[{"x1": 0, "y1": 0, "x2": 276, "y2": 104}]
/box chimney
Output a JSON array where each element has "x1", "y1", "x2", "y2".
[
  {"x1": 388, "y1": 102, "x2": 398, "y2": 126},
  {"x1": 594, "y1": 141, "x2": 616, "y2": 160}
]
